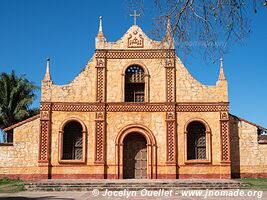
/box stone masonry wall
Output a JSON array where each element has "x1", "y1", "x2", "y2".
[
  {"x1": 106, "y1": 59, "x2": 166, "y2": 102},
  {"x1": 176, "y1": 57, "x2": 228, "y2": 102},
  {"x1": 230, "y1": 115, "x2": 267, "y2": 177},
  {"x1": 0, "y1": 118, "x2": 39, "y2": 175},
  {"x1": 42, "y1": 55, "x2": 227, "y2": 104},
  {"x1": 23, "y1": 24, "x2": 230, "y2": 179},
  {"x1": 41, "y1": 57, "x2": 96, "y2": 102},
  {"x1": 42, "y1": 25, "x2": 228, "y2": 104},
  {"x1": 50, "y1": 111, "x2": 95, "y2": 165}
]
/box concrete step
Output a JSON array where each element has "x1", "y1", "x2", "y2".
[{"x1": 24, "y1": 180, "x2": 246, "y2": 191}]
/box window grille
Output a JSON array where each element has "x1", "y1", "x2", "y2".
[
  {"x1": 187, "y1": 122, "x2": 206, "y2": 160},
  {"x1": 125, "y1": 65, "x2": 145, "y2": 102},
  {"x1": 62, "y1": 121, "x2": 83, "y2": 160}
]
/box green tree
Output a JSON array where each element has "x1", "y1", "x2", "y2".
[{"x1": 0, "y1": 71, "x2": 39, "y2": 130}]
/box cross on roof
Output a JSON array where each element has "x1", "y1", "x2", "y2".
[{"x1": 130, "y1": 10, "x2": 140, "y2": 25}]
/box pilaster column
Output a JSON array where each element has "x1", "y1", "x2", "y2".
[
  {"x1": 94, "y1": 111, "x2": 106, "y2": 164},
  {"x1": 220, "y1": 110, "x2": 230, "y2": 163},
  {"x1": 165, "y1": 58, "x2": 176, "y2": 102},
  {"x1": 96, "y1": 57, "x2": 106, "y2": 102},
  {"x1": 164, "y1": 56, "x2": 177, "y2": 178},
  {"x1": 94, "y1": 54, "x2": 107, "y2": 178},
  {"x1": 38, "y1": 102, "x2": 52, "y2": 178}
]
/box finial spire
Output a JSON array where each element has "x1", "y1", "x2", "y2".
[
  {"x1": 130, "y1": 10, "x2": 140, "y2": 25},
  {"x1": 167, "y1": 18, "x2": 171, "y2": 30},
  {"x1": 99, "y1": 16, "x2": 103, "y2": 32},
  {"x1": 164, "y1": 17, "x2": 174, "y2": 48},
  {"x1": 218, "y1": 57, "x2": 226, "y2": 80},
  {"x1": 97, "y1": 16, "x2": 105, "y2": 38},
  {"x1": 43, "y1": 58, "x2": 51, "y2": 82}
]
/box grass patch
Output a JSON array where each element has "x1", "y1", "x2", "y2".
[
  {"x1": 0, "y1": 178, "x2": 24, "y2": 193},
  {"x1": 241, "y1": 178, "x2": 267, "y2": 190}
]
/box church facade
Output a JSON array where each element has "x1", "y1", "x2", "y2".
[{"x1": 1, "y1": 18, "x2": 266, "y2": 180}]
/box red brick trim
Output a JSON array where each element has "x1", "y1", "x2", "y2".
[
  {"x1": 0, "y1": 174, "x2": 118, "y2": 180},
  {"x1": 157, "y1": 174, "x2": 177, "y2": 179},
  {"x1": 220, "y1": 116, "x2": 230, "y2": 163},
  {"x1": 38, "y1": 102, "x2": 52, "y2": 165},
  {"x1": 179, "y1": 174, "x2": 231, "y2": 179},
  {"x1": 165, "y1": 111, "x2": 177, "y2": 164},
  {"x1": 177, "y1": 103, "x2": 229, "y2": 112},
  {"x1": 94, "y1": 112, "x2": 106, "y2": 164},
  {"x1": 95, "y1": 57, "x2": 106, "y2": 102},
  {"x1": 3, "y1": 114, "x2": 40, "y2": 132},
  {"x1": 38, "y1": 102, "x2": 229, "y2": 113},
  {"x1": 0, "y1": 173, "x2": 237, "y2": 180},
  {"x1": 0, "y1": 174, "x2": 48, "y2": 180},
  {"x1": 51, "y1": 174, "x2": 109, "y2": 179},
  {"x1": 165, "y1": 58, "x2": 176, "y2": 102},
  {"x1": 239, "y1": 173, "x2": 267, "y2": 178},
  {"x1": 95, "y1": 49, "x2": 176, "y2": 59}
]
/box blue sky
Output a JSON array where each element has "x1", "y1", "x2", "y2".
[{"x1": 0, "y1": 0, "x2": 266, "y2": 128}]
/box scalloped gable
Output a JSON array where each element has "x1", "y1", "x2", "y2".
[{"x1": 102, "y1": 25, "x2": 170, "y2": 49}]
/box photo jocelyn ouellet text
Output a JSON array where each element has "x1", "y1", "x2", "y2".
[{"x1": 91, "y1": 188, "x2": 263, "y2": 199}]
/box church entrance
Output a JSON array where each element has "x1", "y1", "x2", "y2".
[{"x1": 123, "y1": 133, "x2": 147, "y2": 179}]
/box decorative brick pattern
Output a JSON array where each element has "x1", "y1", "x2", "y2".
[
  {"x1": 107, "y1": 104, "x2": 175, "y2": 112},
  {"x1": 166, "y1": 67, "x2": 174, "y2": 102},
  {"x1": 52, "y1": 103, "x2": 105, "y2": 112},
  {"x1": 95, "y1": 112, "x2": 105, "y2": 163},
  {"x1": 95, "y1": 50, "x2": 175, "y2": 59},
  {"x1": 40, "y1": 111, "x2": 50, "y2": 120},
  {"x1": 40, "y1": 102, "x2": 228, "y2": 113},
  {"x1": 96, "y1": 112, "x2": 104, "y2": 120},
  {"x1": 177, "y1": 104, "x2": 229, "y2": 112},
  {"x1": 221, "y1": 121, "x2": 230, "y2": 162},
  {"x1": 127, "y1": 30, "x2": 144, "y2": 48},
  {"x1": 95, "y1": 56, "x2": 106, "y2": 163},
  {"x1": 38, "y1": 103, "x2": 51, "y2": 164},
  {"x1": 166, "y1": 112, "x2": 176, "y2": 164},
  {"x1": 220, "y1": 110, "x2": 230, "y2": 163},
  {"x1": 96, "y1": 68, "x2": 104, "y2": 102},
  {"x1": 96, "y1": 122, "x2": 104, "y2": 161},
  {"x1": 40, "y1": 121, "x2": 48, "y2": 161},
  {"x1": 96, "y1": 58, "x2": 105, "y2": 68},
  {"x1": 220, "y1": 111, "x2": 229, "y2": 120},
  {"x1": 40, "y1": 103, "x2": 51, "y2": 111}
]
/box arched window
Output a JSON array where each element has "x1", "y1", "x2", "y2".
[
  {"x1": 125, "y1": 65, "x2": 145, "y2": 102},
  {"x1": 187, "y1": 121, "x2": 206, "y2": 160},
  {"x1": 62, "y1": 121, "x2": 83, "y2": 160}
]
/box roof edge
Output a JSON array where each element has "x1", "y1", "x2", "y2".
[
  {"x1": 229, "y1": 113, "x2": 267, "y2": 131},
  {"x1": 3, "y1": 114, "x2": 40, "y2": 132}
]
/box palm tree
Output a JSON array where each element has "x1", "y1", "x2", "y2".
[{"x1": 0, "y1": 70, "x2": 39, "y2": 130}]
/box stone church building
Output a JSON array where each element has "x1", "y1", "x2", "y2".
[{"x1": 1, "y1": 17, "x2": 266, "y2": 180}]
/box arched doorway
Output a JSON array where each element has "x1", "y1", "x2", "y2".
[
  {"x1": 115, "y1": 124, "x2": 157, "y2": 179},
  {"x1": 123, "y1": 133, "x2": 147, "y2": 179}
]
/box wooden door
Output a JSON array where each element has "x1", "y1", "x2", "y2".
[{"x1": 123, "y1": 133, "x2": 147, "y2": 179}]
